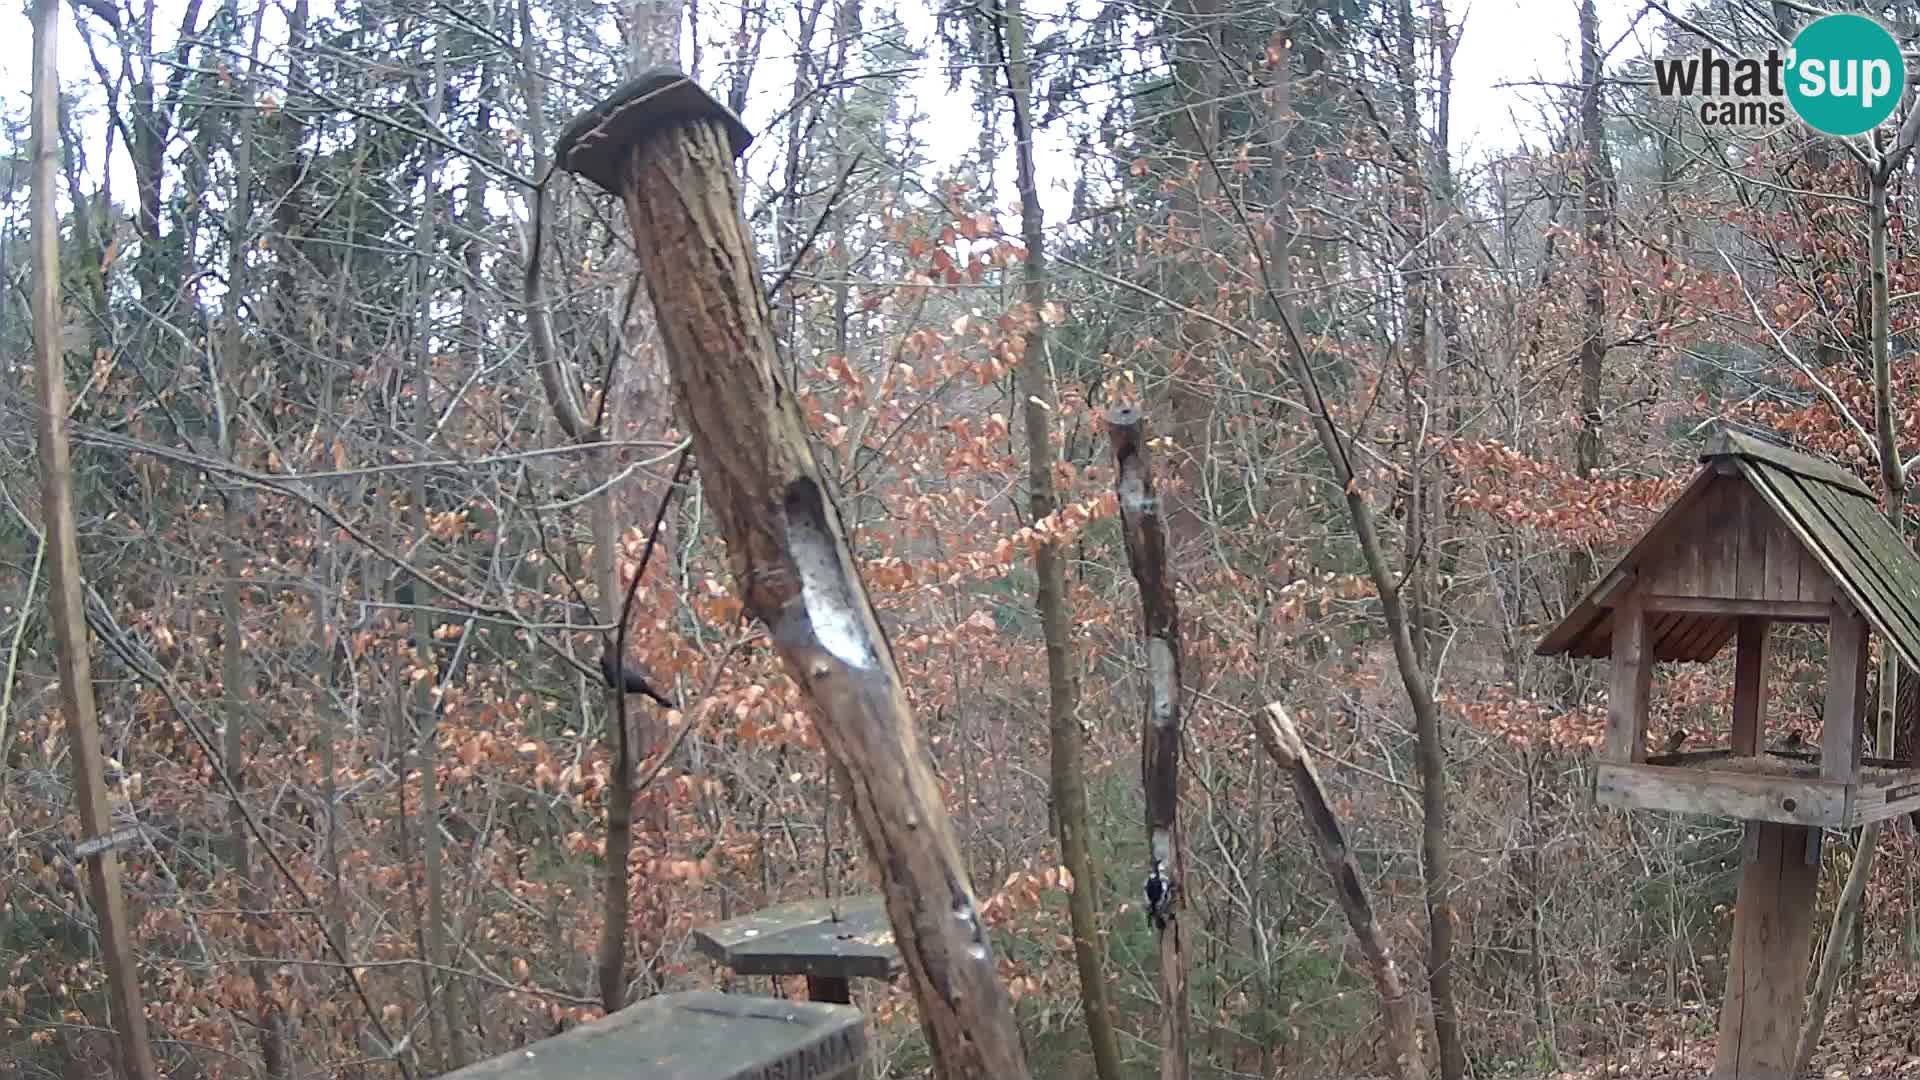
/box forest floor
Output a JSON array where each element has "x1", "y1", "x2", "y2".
[{"x1": 1543, "y1": 971, "x2": 1920, "y2": 1078}]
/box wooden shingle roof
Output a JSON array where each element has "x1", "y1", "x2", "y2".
[{"x1": 1537, "y1": 430, "x2": 1920, "y2": 673}]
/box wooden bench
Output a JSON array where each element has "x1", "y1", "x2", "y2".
[{"x1": 442, "y1": 991, "x2": 865, "y2": 1080}]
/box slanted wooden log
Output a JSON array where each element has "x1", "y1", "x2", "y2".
[
  {"x1": 553, "y1": 70, "x2": 1029, "y2": 1080},
  {"x1": 1256, "y1": 705, "x2": 1428, "y2": 1080},
  {"x1": 1106, "y1": 406, "x2": 1190, "y2": 1079}
]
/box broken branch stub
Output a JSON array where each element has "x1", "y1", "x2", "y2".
[
  {"x1": 554, "y1": 70, "x2": 1031, "y2": 1080},
  {"x1": 1254, "y1": 705, "x2": 1428, "y2": 1080}
]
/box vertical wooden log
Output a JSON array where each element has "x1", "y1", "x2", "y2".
[
  {"x1": 1715, "y1": 823, "x2": 1819, "y2": 1080},
  {"x1": 1731, "y1": 617, "x2": 1770, "y2": 757},
  {"x1": 1824, "y1": 609, "x2": 1867, "y2": 784},
  {"x1": 1606, "y1": 596, "x2": 1652, "y2": 763},
  {"x1": 28, "y1": 3, "x2": 160, "y2": 1078},
  {"x1": 1107, "y1": 406, "x2": 1190, "y2": 1080},
  {"x1": 553, "y1": 72, "x2": 1030, "y2": 1080}
]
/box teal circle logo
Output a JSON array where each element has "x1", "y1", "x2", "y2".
[{"x1": 1787, "y1": 14, "x2": 1905, "y2": 137}]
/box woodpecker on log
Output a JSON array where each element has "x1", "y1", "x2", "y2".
[{"x1": 1144, "y1": 858, "x2": 1174, "y2": 930}]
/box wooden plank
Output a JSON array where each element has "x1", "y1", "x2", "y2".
[
  {"x1": 1703, "y1": 479, "x2": 1742, "y2": 597},
  {"x1": 1714, "y1": 823, "x2": 1820, "y2": 1080},
  {"x1": 1850, "y1": 770, "x2": 1920, "y2": 826},
  {"x1": 1732, "y1": 618, "x2": 1771, "y2": 757},
  {"x1": 1594, "y1": 764, "x2": 1848, "y2": 826},
  {"x1": 1818, "y1": 484, "x2": 1920, "y2": 672},
  {"x1": 1636, "y1": 596, "x2": 1828, "y2": 620},
  {"x1": 1736, "y1": 483, "x2": 1772, "y2": 601},
  {"x1": 1607, "y1": 597, "x2": 1653, "y2": 763},
  {"x1": 1712, "y1": 429, "x2": 1874, "y2": 497},
  {"x1": 1689, "y1": 611, "x2": 1735, "y2": 661},
  {"x1": 1823, "y1": 608, "x2": 1868, "y2": 784},
  {"x1": 1537, "y1": 467, "x2": 1721, "y2": 657},
  {"x1": 1759, "y1": 493, "x2": 1803, "y2": 604},
  {"x1": 440, "y1": 991, "x2": 866, "y2": 1080},
  {"x1": 1780, "y1": 473, "x2": 1920, "y2": 668},
  {"x1": 1697, "y1": 621, "x2": 1739, "y2": 664},
  {"x1": 692, "y1": 896, "x2": 900, "y2": 982}
]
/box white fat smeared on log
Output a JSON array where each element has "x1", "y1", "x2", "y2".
[
  {"x1": 1148, "y1": 638, "x2": 1177, "y2": 726},
  {"x1": 1149, "y1": 828, "x2": 1171, "y2": 865},
  {"x1": 1118, "y1": 462, "x2": 1156, "y2": 517},
  {"x1": 783, "y1": 479, "x2": 877, "y2": 670}
]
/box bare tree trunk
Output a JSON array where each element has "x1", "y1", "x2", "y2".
[
  {"x1": 1107, "y1": 409, "x2": 1191, "y2": 1080},
  {"x1": 1256, "y1": 705, "x2": 1428, "y2": 1080},
  {"x1": 1567, "y1": 0, "x2": 1615, "y2": 610},
  {"x1": 1796, "y1": 125, "x2": 1919, "y2": 1071},
  {"x1": 216, "y1": 14, "x2": 289, "y2": 1070},
  {"x1": 408, "y1": 40, "x2": 467, "y2": 1070},
  {"x1": 1263, "y1": 222, "x2": 1462, "y2": 1080},
  {"x1": 29, "y1": 2, "x2": 159, "y2": 1075},
  {"x1": 997, "y1": 4, "x2": 1121, "y2": 1076}
]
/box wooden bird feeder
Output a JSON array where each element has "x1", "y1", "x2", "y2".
[
  {"x1": 439, "y1": 991, "x2": 865, "y2": 1080},
  {"x1": 693, "y1": 895, "x2": 902, "y2": 1005},
  {"x1": 1539, "y1": 428, "x2": 1920, "y2": 1080}
]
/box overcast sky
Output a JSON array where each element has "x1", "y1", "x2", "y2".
[{"x1": 0, "y1": 0, "x2": 1642, "y2": 240}]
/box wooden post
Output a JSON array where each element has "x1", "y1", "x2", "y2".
[
  {"x1": 28, "y1": 2, "x2": 159, "y2": 1078},
  {"x1": 1731, "y1": 617, "x2": 1770, "y2": 757},
  {"x1": 1824, "y1": 608, "x2": 1867, "y2": 784},
  {"x1": 1715, "y1": 823, "x2": 1820, "y2": 1080},
  {"x1": 1107, "y1": 406, "x2": 1190, "y2": 1080},
  {"x1": 1606, "y1": 596, "x2": 1653, "y2": 763},
  {"x1": 553, "y1": 71, "x2": 1030, "y2": 1080},
  {"x1": 807, "y1": 976, "x2": 853, "y2": 1004}
]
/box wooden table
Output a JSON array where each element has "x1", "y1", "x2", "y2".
[
  {"x1": 693, "y1": 895, "x2": 902, "y2": 1004},
  {"x1": 441, "y1": 990, "x2": 864, "y2": 1080}
]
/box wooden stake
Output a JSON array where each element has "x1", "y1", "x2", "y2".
[{"x1": 29, "y1": 0, "x2": 158, "y2": 1075}]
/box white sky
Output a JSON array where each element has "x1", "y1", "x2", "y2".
[{"x1": 0, "y1": 0, "x2": 1642, "y2": 247}]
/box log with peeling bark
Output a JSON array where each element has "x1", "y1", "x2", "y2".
[
  {"x1": 1255, "y1": 704, "x2": 1428, "y2": 1080},
  {"x1": 1106, "y1": 406, "x2": 1190, "y2": 1080},
  {"x1": 552, "y1": 70, "x2": 1031, "y2": 1080}
]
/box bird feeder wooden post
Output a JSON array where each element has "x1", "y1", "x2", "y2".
[
  {"x1": 1539, "y1": 429, "x2": 1920, "y2": 1080},
  {"x1": 550, "y1": 70, "x2": 1031, "y2": 1079}
]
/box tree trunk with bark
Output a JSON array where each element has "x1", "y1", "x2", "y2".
[
  {"x1": 998, "y1": 3, "x2": 1123, "y2": 1077},
  {"x1": 557, "y1": 77, "x2": 1033, "y2": 1080},
  {"x1": 1107, "y1": 408, "x2": 1191, "y2": 1080}
]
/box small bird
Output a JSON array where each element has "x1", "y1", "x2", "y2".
[
  {"x1": 1665, "y1": 729, "x2": 1689, "y2": 754},
  {"x1": 1144, "y1": 859, "x2": 1173, "y2": 930},
  {"x1": 1773, "y1": 729, "x2": 1805, "y2": 754},
  {"x1": 599, "y1": 646, "x2": 676, "y2": 708}
]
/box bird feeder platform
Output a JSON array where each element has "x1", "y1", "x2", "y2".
[
  {"x1": 1539, "y1": 428, "x2": 1920, "y2": 1080},
  {"x1": 439, "y1": 990, "x2": 865, "y2": 1080},
  {"x1": 693, "y1": 895, "x2": 902, "y2": 1004}
]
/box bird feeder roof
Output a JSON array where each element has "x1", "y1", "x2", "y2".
[{"x1": 1537, "y1": 429, "x2": 1920, "y2": 673}]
